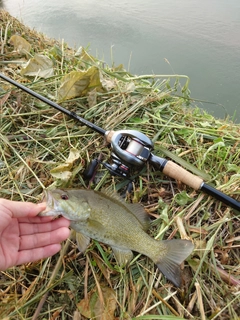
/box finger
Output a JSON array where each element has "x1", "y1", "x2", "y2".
[
  {"x1": 19, "y1": 227, "x2": 70, "y2": 250},
  {"x1": 16, "y1": 244, "x2": 62, "y2": 266},
  {"x1": 0, "y1": 199, "x2": 46, "y2": 218},
  {"x1": 19, "y1": 216, "x2": 70, "y2": 235},
  {"x1": 18, "y1": 216, "x2": 55, "y2": 224}
]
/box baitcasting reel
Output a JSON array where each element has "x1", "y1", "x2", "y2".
[{"x1": 84, "y1": 130, "x2": 154, "y2": 178}]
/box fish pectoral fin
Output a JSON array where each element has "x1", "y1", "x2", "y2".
[
  {"x1": 155, "y1": 239, "x2": 194, "y2": 287},
  {"x1": 75, "y1": 232, "x2": 91, "y2": 252},
  {"x1": 111, "y1": 246, "x2": 133, "y2": 266},
  {"x1": 87, "y1": 218, "x2": 106, "y2": 231}
]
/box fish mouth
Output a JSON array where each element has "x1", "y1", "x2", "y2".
[
  {"x1": 42, "y1": 189, "x2": 54, "y2": 206},
  {"x1": 40, "y1": 189, "x2": 69, "y2": 218},
  {"x1": 41, "y1": 189, "x2": 48, "y2": 203},
  {"x1": 39, "y1": 190, "x2": 57, "y2": 216}
]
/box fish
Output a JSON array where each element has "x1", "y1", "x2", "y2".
[{"x1": 39, "y1": 188, "x2": 194, "y2": 287}]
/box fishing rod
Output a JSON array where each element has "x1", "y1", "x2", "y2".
[{"x1": 1, "y1": 72, "x2": 240, "y2": 213}]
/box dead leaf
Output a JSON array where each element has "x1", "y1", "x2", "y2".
[
  {"x1": 92, "y1": 254, "x2": 113, "y2": 288},
  {"x1": 20, "y1": 54, "x2": 54, "y2": 78},
  {"x1": 9, "y1": 35, "x2": 31, "y2": 55},
  {"x1": 87, "y1": 88, "x2": 97, "y2": 108},
  {"x1": 77, "y1": 285, "x2": 117, "y2": 320},
  {"x1": 0, "y1": 91, "x2": 11, "y2": 107},
  {"x1": 50, "y1": 148, "x2": 81, "y2": 182},
  {"x1": 50, "y1": 168, "x2": 72, "y2": 181},
  {"x1": 57, "y1": 66, "x2": 102, "y2": 102},
  {"x1": 100, "y1": 72, "x2": 116, "y2": 91},
  {"x1": 66, "y1": 148, "x2": 81, "y2": 164}
]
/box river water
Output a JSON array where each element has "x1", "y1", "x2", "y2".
[{"x1": 1, "y1": 0, "x2": 240, "y2": 122}]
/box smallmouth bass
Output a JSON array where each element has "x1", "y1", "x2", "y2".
[{"x1": 40, "y1": 188, "x2": 194, "y2": 286}]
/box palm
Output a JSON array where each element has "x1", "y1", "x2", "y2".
[
  {"x1": 0, "y1": 216, "x2": 22, "y2": 270},
  {"x1": 0, "y1": 201, "x2": 70, "y2": 271}
]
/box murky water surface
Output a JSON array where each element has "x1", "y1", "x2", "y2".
[{"x1": 2, "y1": 0, "x2": 240, "y2": 121}]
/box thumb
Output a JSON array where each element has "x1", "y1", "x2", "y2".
[{"x1": 0, "y1": 199, "x2": 46, "y2": 219}]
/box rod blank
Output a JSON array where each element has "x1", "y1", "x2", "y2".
[
  {"x1": 200, "y1": 183, "x2": 240, "y2": 212},
  {"x1": 0, "y1": 73, "x2": 106, "y2": 135}
]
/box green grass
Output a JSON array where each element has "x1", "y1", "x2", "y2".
[{"x1": 0, "y1": 10, "x2": 240, "y2": 320}]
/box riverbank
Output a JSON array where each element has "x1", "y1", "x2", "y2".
[{"x1": 0, "y1": 10, "x2": 239, "y2": 319}]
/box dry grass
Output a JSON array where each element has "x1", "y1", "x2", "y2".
[{"x1": 0, "y1": 10, "x2": 240, "y2": 320}]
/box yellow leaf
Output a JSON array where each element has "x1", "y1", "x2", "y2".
[
  {"x1": 50, "y1": 170, "x2": 72, "y2": 181},
  {"x1": 57, "y1": 66, "x2": 102, "y2": 102},
  {"x1": 20, "y1": 54, "x2": 54, "y2": 78},
  {"x1": 9, "y1": 35, "x2": 31, "y2": 55},
  {"x1": 50, "y1": 148, "x2": 81, "y2": 183},
  {"x1": 66, "y1": 148, "x2": 81, "y2": 164}
]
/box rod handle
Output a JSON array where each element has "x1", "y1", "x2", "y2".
[
  {"x1": 162, "y1": 160, "x2": 204, "y2": 190},
  {"x1": 152, "y1": 157, "x2": 240, "y2": 212}
]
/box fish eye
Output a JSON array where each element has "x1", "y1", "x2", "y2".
[{"x1": 61, "y1": 194, "x2": 69, "y2": 200}]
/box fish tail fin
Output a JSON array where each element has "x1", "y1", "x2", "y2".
[{"x1": 155, "y1": 239, "x2": 194, "y2": 287}]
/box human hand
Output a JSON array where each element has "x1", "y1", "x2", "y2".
[{"x1": 0, "y1": 198, "x2": 70, "y2": 271}]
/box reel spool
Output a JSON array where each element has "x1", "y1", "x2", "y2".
[{"x1": 107, "y1": 130, "x2": 154, "y2": 167}]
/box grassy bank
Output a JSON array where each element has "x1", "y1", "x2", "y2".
[{"x1": 0, "y1": 10, "x2": 239, "y2": 320}]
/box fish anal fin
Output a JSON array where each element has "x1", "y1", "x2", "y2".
[
  {"x1": 155, "y1": 239, "x2": 194, "y2": 287},
  {"x1": 75, "y1": 232, "x2": 91, "y2": 252},
  {"x1": 111, "y1": 246, "x2": 133, "y2": 266}
]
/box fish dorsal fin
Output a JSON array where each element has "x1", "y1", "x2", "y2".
[{"x1": 101, "y1": 187, "x2": 150, "y2": 231}]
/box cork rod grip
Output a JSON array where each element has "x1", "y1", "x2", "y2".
[{"x1": 163, "y1": 160, "x2": 204, "y2": 190}]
